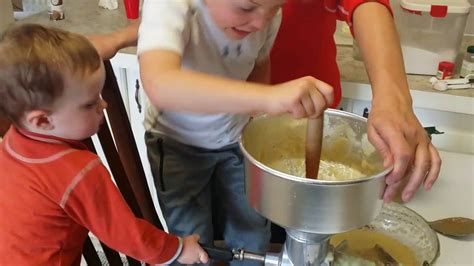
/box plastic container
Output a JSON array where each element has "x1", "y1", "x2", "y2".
[
  {"x1": 394, "y1": 0, "x2": 470, "y2": 75},
  {"x1": 460, "y1": 45, "x2": 474, "y2": 78},
  {"x1": 436, "y1": 61, "x2": 454, "y2": 79},
  {"x1": 124, "y1": 0, "x2": 139, "y2": 19}
]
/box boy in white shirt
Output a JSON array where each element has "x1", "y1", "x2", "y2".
[{"x1": 138, "y1": 1, "x2": 333, "y2": 264}]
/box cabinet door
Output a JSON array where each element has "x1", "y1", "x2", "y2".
[{"x1": 126, "y1": 69, "x2": 168, "y2": 231}]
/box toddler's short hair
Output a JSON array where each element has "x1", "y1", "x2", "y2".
[{"x1": 0, "y1": 24, "x2": 101, "y2": 125}]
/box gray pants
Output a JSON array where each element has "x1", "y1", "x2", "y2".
[{"x1": 145, "y1": 132, "x2": 270, "y2": 266}]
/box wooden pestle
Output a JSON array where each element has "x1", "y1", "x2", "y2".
[{"x1": 305, "y1": 116, "x2": 324, "y2": 179}]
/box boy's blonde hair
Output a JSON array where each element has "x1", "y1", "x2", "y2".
[{"x1": 0, "y1": 24, "x2": 101, "y2": 125}]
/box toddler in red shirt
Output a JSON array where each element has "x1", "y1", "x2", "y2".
[{"x1": 0, "y1": 23, "x2": 208, "y2": 265}]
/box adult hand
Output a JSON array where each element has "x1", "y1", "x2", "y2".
[{"x1": 368, "y1": 98, "x2": 441, "y2": 203}]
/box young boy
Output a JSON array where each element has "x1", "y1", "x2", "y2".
[
  {"x1": 137, "y1": 1, "x2": 333, "y2": 265},
  {"x1": 0, "y1": 24, "x2": 208, "y2": 265}
]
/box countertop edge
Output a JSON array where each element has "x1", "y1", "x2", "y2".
[{"x1": 341, "y1": 82, "x2": 474, "y2": 115}]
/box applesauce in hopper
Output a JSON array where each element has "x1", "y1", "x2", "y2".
[{"x1": 262, "y1": 116, "x2": 379, "y2": 181}]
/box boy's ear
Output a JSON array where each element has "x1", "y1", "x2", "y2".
[{"x1": 24, "y1": 110, "x2": 54, "y2": 130}]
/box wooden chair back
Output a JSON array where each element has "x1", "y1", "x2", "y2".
[{"x1": 81, "y1": 60, "x2": 164, "y2": 265}]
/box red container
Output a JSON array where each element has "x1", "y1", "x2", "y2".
[
  {"x1": 124, "y1": 0, "x2": 139, "y2": 19},
  {"x1": 436, "y1": 61, "x2": 454, "y2": 80}
]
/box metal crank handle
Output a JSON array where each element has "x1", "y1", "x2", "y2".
[
  {"x1": 233, "y1": 248, "x2": 266, "y2": 263},
  {"x1": 201, "y1": 245, "x2": 265, "y2": 263},
  {"x1": 201, "y1": 245, "x2": 234, "y2": 262}
]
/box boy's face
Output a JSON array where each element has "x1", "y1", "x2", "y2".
[
  {"x1": 46, "y1": 63, "x2": 107, "y2": 140},
  {"x1": 205, "y1": 0, "x2": 285, "y2": 40}
]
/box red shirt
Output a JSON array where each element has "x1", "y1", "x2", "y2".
[
  {"x1": 271, "y1": 0, "x2": 391, "y2": 107},
  {"x1": 0, "y1": 127, "x2": 180, "y2": 265}
]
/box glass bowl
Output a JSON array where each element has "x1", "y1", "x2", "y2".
[
  {"x1": 372, "y1": 202, "x2": 440, "y2": 264},
  {"x1": 330, "y1": 202, "x2": 440, "y2": 265}
]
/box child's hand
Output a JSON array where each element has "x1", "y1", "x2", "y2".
[
  {"x1": 177, "y1": 234, "x2": 209, "y2": 265},
  {"x1": 267, "y1": 76, "x2": 334, "y2": 118}
]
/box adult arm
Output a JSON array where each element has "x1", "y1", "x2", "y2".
[
  {"x1": 88, "y1": 22, "x2": 139, "y2": 60},
  {"x1": 351, "y1": 2, "x2": 441, "y2": 202}
]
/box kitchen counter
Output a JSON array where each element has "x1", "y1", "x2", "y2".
[{"x1": 405, "y1": 150, "x2": 474, "y2": 265}]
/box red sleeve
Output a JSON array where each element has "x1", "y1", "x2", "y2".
[
  {"x1": 62, "y1": 159, "x2": 181, "y2": 264},
  {"x1": 335, "y1": 0, "x2": 392, "y2": 30}
]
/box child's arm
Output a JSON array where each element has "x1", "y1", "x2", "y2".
[
  {"x1": 139, "y1": 50, "x2": 333, "y2": 119},
  {"x1": 140, "y1": 50, "x2": 268, "y2": 114},
  {"x1": 61, "y1": 158, "x2": 208, "y2": 265}
]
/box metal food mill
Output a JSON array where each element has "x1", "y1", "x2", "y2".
[{"x1": 204, "y1": 109, "x2": 391, "y2": 265}]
